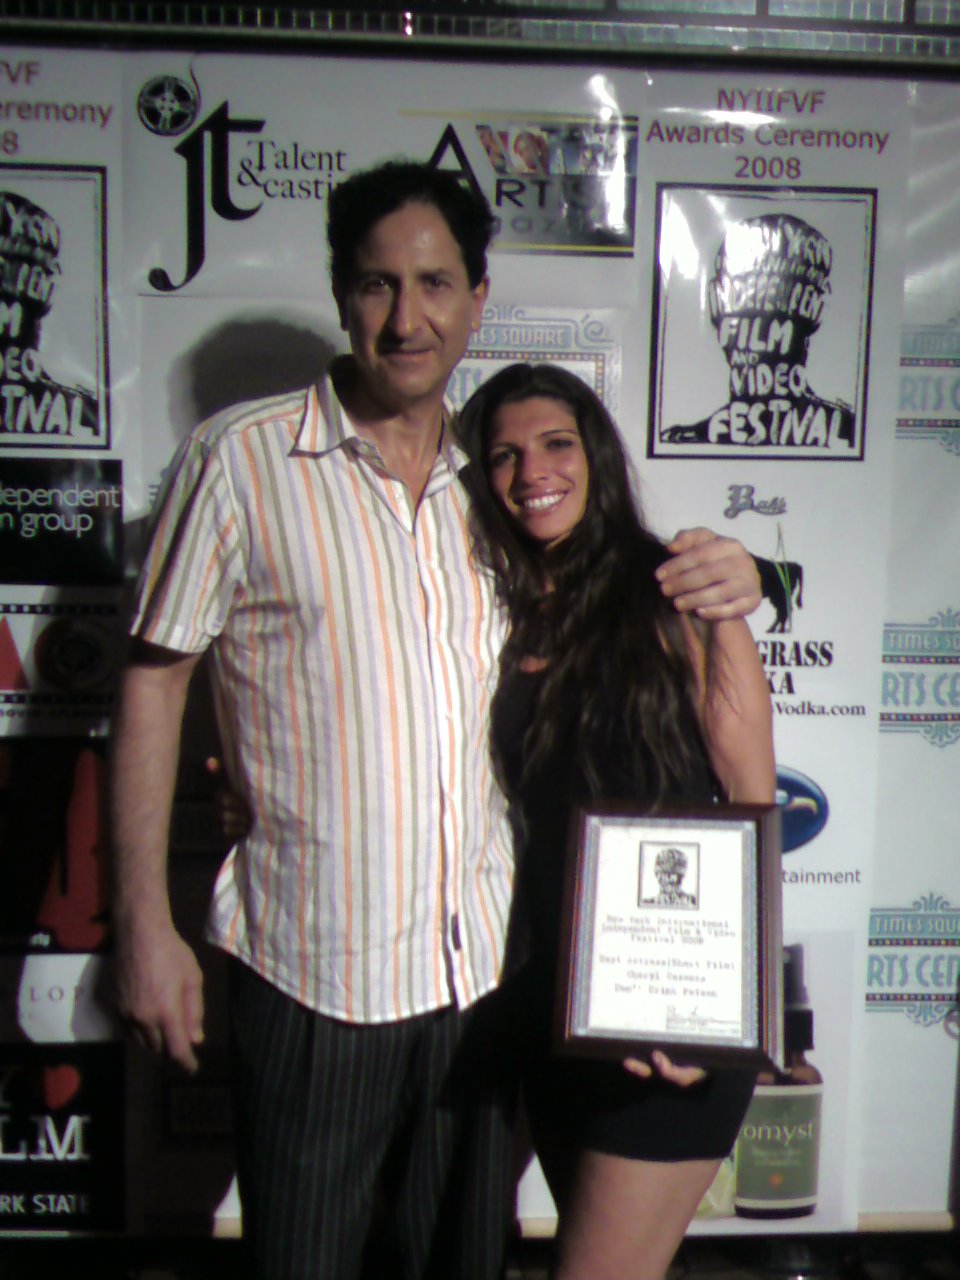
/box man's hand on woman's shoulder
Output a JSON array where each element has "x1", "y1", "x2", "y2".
[{"x1": 656, "y1": 527, "x2": 761, "y2": 620}]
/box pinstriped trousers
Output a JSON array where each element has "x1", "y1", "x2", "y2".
[{"x1": 228, "y1": 959, "x2": 519, "y2": 1280}]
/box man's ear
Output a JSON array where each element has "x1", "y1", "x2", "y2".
[
  {"x1": 333, "y1": 284, "x2": 348, "y2": 332},
  {"x1": 470, "y1": 276, "x2": 490, "y2": 331}
]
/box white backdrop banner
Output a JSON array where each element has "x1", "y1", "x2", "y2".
[{"x1": 0, "y1": 41, "x2": 952, "y2": 1237}]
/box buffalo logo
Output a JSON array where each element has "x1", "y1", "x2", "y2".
[
  {"x1": 137, "y1": 74, "x2": 201, "y2": 138},
  {"x1": 776, "y1": 766, "x2": 829, "y2": 852},
  {"x1": 755, "y1": 555, "x2": 803, "y2": 634}
]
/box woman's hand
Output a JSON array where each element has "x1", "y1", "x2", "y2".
[
  {"x1": 205, "y1": 756, "x2": 253, "y2": 842},
  {"x1": 623, "y1": 1049, "x2": 707, "y2": 1087}
]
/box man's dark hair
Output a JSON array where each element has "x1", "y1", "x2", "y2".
[{"x1": 327, "y1": 160, "x2": 496, "y2": 294}]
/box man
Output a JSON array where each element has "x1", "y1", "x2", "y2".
[{"x1": 111, "y1": 160, "x2": 761, "y2": 1280}]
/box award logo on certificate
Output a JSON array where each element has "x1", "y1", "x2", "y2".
[{"x1": 555, "y1": 804, "x2": 783, "y2": 1069}]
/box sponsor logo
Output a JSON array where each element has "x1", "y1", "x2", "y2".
[
  {"x1": 0, "y1": 459, "x2": 123, "y2": 583},
  {"x1": 146, "y1": 101, "x2": 265, "y2": 292},
  {"x1": 723, "y1": 483, "x2": 787, "y2": 519},
  {"x1": 775, "y1": 766, "x2": 829, "y2": 853},
  {"x1": 146, "y1": 98, "x2": 634, "y2": 292},
  {"x1": 0, "y1": 955, "x2": 114, "y2": 1040},
  {"x1": 755, "y1": 556, "x2": 804, "y2": 637},
  {"x1": 450, "y1": 304, "x2": 620, "y2": 410},
  {"x1": 880, "y1": 609, "x2": 960, "y2": 747},
  {"x1": 731, "y1": 523, "x2": 859, "y2": 717},
  {"x1": 0, "y1": 593, "x2": 119, "y2": 733},
  {"x1": 750, "y1": 523, "x2": 805, "y2": 640},
  {"x1": 136, "y1": 74, "x2": 200, "y2": 138},
  {"x1": 429, "y1": 117, "x2": 638, "y2": 256},
  {"x1": 867, "y1": 893, "x2": 960, "y2": 1027},
  {"x1": 742, "y1": 528, "x2": 851, "y2": 714},
  {"x1": 898, "y1": 322, "x2": 960, "y2": 455},
  {"x1": 143, "y1": 95, "x2": 349, "y2": 292}
]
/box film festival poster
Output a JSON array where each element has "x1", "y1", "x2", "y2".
[
  {"x1": 648, "y1": 184, "x2": 876, "y2": 461},
  {"x1": 0, "y1": 164, "x2": 109, "y2": 451}
]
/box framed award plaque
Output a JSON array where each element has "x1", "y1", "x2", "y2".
[{"x1": 556, "y1": 803, "x2": 783, "y2": 1069}]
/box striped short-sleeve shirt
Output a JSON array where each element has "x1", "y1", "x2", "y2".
[{"x1": 130, "y1": 371, "x2": 515, "y2": 1023}]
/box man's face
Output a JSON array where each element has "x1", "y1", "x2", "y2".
[{"x1": 336, "y1": 200, "x2": 488, "y2": 415}]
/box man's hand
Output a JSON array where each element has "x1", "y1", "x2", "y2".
[
  {"x1": 110, "y1": 649, "x2": 205, "y2": 1073},
  {"x1": 206, "y1": 756, "x2": 253, "y2": 843},
  {"x1": 114, "y1": 917, "x2": 205, "y2": 1073},
  {"x1": 656, "y1": 527, "x2": 761, "y2": 620}
]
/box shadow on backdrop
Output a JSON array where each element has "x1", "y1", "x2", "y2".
[
  {"x1": 114, "y1": 315, "x2": 338, "y2": 1235},
  {"x1": 167, "y1": 316, "x2": 338, "y2": 432}
]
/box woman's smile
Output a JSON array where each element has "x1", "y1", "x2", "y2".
[{"x1": 487, "y1": 396, "x2": 589, "y2": 547}]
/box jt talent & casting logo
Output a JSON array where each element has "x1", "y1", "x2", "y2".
[{"x1": 140, "y1": 86, "x2": 350, "y2": 291}]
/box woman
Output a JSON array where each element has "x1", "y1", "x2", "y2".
[{"x1": 458, "y1": 363, "x2": 775, "y2": 1280}]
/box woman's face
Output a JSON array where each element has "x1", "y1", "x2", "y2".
[{"x1": 486, "y1": 395, "x2": 589, "y2": 547}]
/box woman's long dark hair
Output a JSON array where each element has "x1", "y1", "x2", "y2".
[{"x1": 459, "y1": 362, "x2": 709, "y2": 804}]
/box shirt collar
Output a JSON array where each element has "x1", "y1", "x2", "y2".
[
  {"x1": 294, "y1": 358, "x2": 469, "y2": 476},
  {"x1": 293, "y1": 362, "x2": 355, "y2": 457}
]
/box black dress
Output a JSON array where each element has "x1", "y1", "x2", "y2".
[{"x1": 493, "y1": 665, "x2": 756, "y2": 1162}]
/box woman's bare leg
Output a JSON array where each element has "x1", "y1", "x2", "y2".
[{"x1": 552, "y1": 1151, "x2": 721, "y2": 1280}]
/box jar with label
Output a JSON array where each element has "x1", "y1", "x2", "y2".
[{"x1": 734, "y1": 1002, "x2": 823, "y2": 1218}]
